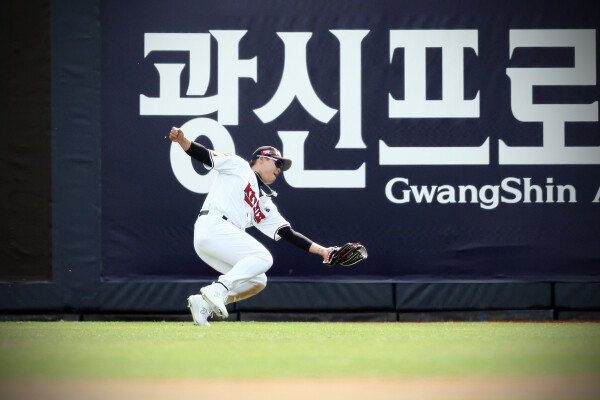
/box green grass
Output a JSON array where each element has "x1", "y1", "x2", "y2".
[{"x1": 0, "y1": 321, "x2": 599, "y2": 379}]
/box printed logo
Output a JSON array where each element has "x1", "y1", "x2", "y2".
[{"x1": 143, "y1": 29, "x2": 598, "y2": 195}]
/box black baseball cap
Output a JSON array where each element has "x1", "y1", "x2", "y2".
[{"x1": 251, "y1": 146, "x2": 292, "y2": 171}]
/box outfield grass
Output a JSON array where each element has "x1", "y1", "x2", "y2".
[{"x1": 0, "y1": 321, "x2": 599, "y2": 379}]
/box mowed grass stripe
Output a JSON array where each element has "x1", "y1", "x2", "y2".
[{"x1": 0, "y1": 321, "x2": 599, "y2": 378}]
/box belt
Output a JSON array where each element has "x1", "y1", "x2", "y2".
[{"x1": 199, "y1": 210, "x2": 228, "y2": 221}]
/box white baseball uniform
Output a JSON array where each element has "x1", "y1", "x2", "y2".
[{"x1": 193, "y1": 151, "x2": 290, "y2": 303}]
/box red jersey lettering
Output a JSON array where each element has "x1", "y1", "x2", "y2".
[
  {"x1": 254, "y1": 208, "x2": 265, "y2": 223},
  {"x1": 244, "y1": 183, "x2": 265, "y2": 223},
  {"x1": 244, "y1": 183, "x2": 256, "y2": 207}
]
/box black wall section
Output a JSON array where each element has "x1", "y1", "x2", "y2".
[
  {"x1": 50, "y1": 0, "x2": 102, "y2": 309},
  {"x1": 0, "y1": 0, "x2": 52, "y2": 282},
  {"x1": 0, "y1": 0, "x2": 102, "y2": 311}
]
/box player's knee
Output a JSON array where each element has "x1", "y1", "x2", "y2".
[
  {"x1": 254, "y1": 273, "x2": 267, "y2": 289},
  {"x1": 265, "y1": 253, "x2": 273, "y2": 268},
  {"x1": 253, "y1": 251, "x2": 273, "y2": 270},
  {"x1": 193, "y1": 234, "x2": 209, "y2": 256},
  {"x1": 194, "y1": 232, "x2": 210, "y2": 246}
]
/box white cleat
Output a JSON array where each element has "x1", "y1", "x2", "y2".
[
  {"x1": 187, "y1": 294, "x2": 212, "y2": 326},
  {"x1": 200, "y1": 283, "x2": 229, "y2": 319}
]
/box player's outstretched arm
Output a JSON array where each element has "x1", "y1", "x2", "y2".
[{"x1": 278, "y1": 226, "x2": 334, "y2": 264}]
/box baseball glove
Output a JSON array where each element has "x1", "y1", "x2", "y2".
[{"x1": 324, "y1": 242, "x2": 368, "y2": 266}]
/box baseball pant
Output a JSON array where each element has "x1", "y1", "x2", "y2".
[{"x1": 193, "y1": 213, "x2": 272, "y2": 304}]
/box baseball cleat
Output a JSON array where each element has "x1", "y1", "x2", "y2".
[
  {"x1": 187, "y1": 294, "x2": 212, "y2": 326},
  {"x1": 200, "y1": 283, "x2": 229, "y2": 319}
]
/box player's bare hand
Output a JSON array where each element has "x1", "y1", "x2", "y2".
[
  {"x1": 308, "y1": 243, "x2": 336, "y2": 265},
  {"x1": 322, "y1": 246, "x2": 336, "y2": 265},
  {"x1": 169, "y1": 127, "x2": 184, "y2": 142}
]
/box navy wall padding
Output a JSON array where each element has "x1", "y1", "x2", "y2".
[
  {"x1": 0, "y1": 284, "x2": 64, "y2": 311},
  {"x1": 97, "y1": 282, "x2": 211, "y2": 313},
  {"x1": 555, "y1": 283, "x2": 600, "y2": 310},
  {"x1": 397, "y1": 310, "x2": 555, "y2": 322},
  {"x1": 235, "y1": 282, "x2": 396, "y2": 311},
  {"x1": 395, "y1": 283, "x2": 553, "y2": 310},
  {"x1": 240, "y1": 312, "x2": 398, "y2": 322},
  {"x1": 4, "y1": 281, "x2": 600, "y2": 315}
]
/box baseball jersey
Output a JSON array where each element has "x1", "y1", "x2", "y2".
[{"x1": 200, "y1": 151, "x2": 290, "y2": 240}]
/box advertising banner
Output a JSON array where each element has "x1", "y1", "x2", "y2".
[{"x1": 101, "y1": 0, "x2": 599, "y2": 282}]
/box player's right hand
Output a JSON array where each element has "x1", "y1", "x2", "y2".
[{"x1": 169, "y1": 127, "x2": 183, "y2": 142}]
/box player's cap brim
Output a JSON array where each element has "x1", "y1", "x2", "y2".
[{"x1": 273, "y1": 157, "x2": 292, "y2": 171}]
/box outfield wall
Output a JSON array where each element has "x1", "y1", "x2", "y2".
[{"x1": 1, "y1": 0, "x2": 599, "y2": 320}]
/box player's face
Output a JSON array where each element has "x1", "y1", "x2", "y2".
[{"x1": 258, "y1": 156, "x2": 282, "y2": 184}]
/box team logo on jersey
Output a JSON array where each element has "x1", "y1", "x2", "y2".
[{"x1": 244, "y1": 183, "x2": 266, "y2": 223}]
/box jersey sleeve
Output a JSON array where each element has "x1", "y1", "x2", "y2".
[
  {"x1": 209, "y1": 153, "x2": 248, "y2": 174},
  {"x1": 253, "y1": 197, "x2": 290, "y2": 241}
]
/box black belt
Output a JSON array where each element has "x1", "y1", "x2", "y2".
[{"x1": 199, "y1": 210, "x2": 228, "y2": 221}]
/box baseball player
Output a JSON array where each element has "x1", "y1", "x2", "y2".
[{"x1": 168, "y1": 127, "x2": 335, "y2": 326}]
